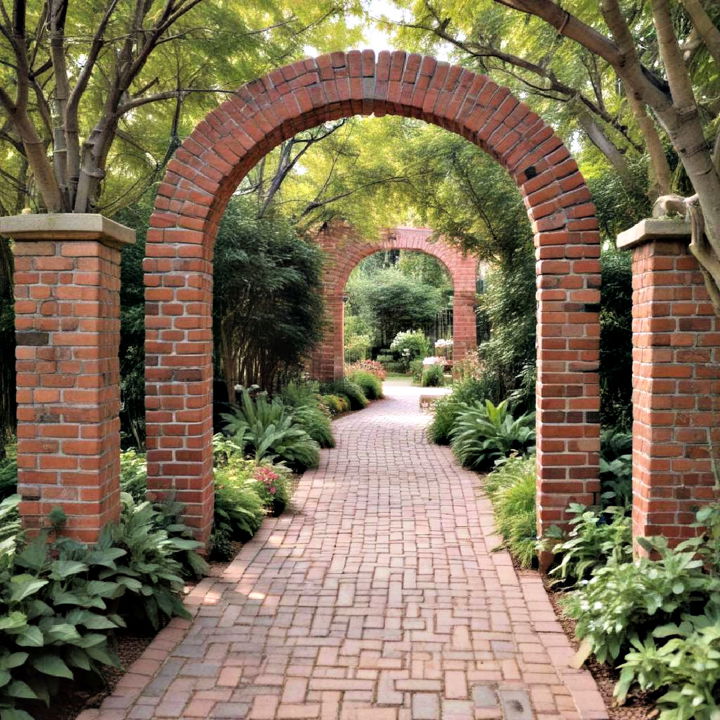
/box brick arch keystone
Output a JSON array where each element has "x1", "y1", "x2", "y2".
[
  {"x1": 309, "y1": 223, "x2": 479, "y2": 381},
  {"x1": 146, "y1": 49, "x2": 601, "y2": 545}
]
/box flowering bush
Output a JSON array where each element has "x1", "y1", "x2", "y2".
[
  {"x1": 252, "y1": 463, "x2": 291, "y2": 516},
  {"x1": 390, "y1": 330, "x2": 431, "y2": 368},
  {"x1": 345, "y1": 360, "x2": 387, "y2": 381}
]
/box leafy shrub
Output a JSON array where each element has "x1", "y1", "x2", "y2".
[
  {"x1": 0, "y1": 498, "x2": 200, "y2": 716},
  {"x1": 347, "y1": 370, "x2": 383, "y2": 400},
  {"x1": 427, "y1": 374, "x2": 489, "y2": 445},
  {"x1": 0, "y1": 445, "x2": 17, "y2": 501},
  {"x1": 390, "y1": 330, "x2": 431, "y2": 361},
  {"x1": 0, "y1": 495, "x2": 20, "y2": 544},
  {"x1": 545, "y1": 504, "x2": 631, "y2": 587},
  {"x1": 384, "y1": 361, "x2": 406, "y2": 374},
  {"x1": 102, "y1": 497, "x2": 199, "y2": 631},
  {"x1": 344, "y1": 333, "x2": 372, "y2": 363},
  {"x1": 420, "y1": 364, "x2": 444, "y2": 387},
  {"x1": 222, "y1": 389, "x2": 320, "y2": 471},
  {"x1": 484, "y1": 456, "x2": 537, "y2": 568},
  {"x1": 450, "y1": 399, "x2": 535, "y2": 470},
  {"x1": 375, "y1": 354, "x2": 395, "y2": 365},
  {"x1": 319, "y1": 380, "x2": 368, "y2": 411},
  {"x1": 409, "y1": 358, "x2": 423, "y2": 382},
  {"x1": 119, "y1": 449, "x2": 147, "y2": 503},
  {"x1": 563, "y1": 535, "x2": 720, "y2": 665},
  {"x1": 600, "y1": 428, "x2": 632, "y2": 508},
  {"x1": 345, "y1": 360, "x2": 386, "y2": 381},
  {"x1": 279, "y1": 382, "x2": 335, "y2": 449},
  {"x1": 213, "y1": 462, "x2": 265, "y2": 556},
  {"x1": 615, "y1": 606, "x2": 720, "y2": 719},
  {"x1": 320, "y1": 394, "x2": 349, "y2": 415}
]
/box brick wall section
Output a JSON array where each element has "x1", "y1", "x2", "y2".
[
  {"x1": 625, "y1": 227, "x2": 720, "y2": 544},
  {"x1": 147, "y1": 50, "x2": 601, "y2": 542},
  {"x1": 309, "y1": 223, "x2": 479, "y2": 381},
  {"x1": 4, "y1": 216, "x2": 134, "y2": 543}
]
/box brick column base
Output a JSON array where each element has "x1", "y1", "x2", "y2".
[
  {"x1": 1, "y1": 214, "x2": 135, "y2": 543},
  {"x1": 618, "y1": 220, "x2": 720, "y2": 546}
]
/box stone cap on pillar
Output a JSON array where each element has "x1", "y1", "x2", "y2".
[
  {"x1": 0, "y1": 213, "x2": 135, "y2": 247},
  {"x1": 617, "y1": 218, "x2": 691, "y2": 250}
]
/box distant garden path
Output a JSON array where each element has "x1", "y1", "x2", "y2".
[{"x1": 82, "y1": 380, "x2": 606, "y2": 720}]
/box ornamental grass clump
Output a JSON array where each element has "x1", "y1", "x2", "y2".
[
  {"x1": 483, "y1": 455, "x2": 537, "y2": 568},
  {"x1": 347, "y1": 369, "x2": 384, "y2": 399}
]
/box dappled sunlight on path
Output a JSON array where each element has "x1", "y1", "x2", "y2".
[{"x1": 83, "y1": 380, "x2": 607, "y2": 720}]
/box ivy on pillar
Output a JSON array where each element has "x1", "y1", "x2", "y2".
[
  {"x1": 618, "y1": 219, "x2": 720, "y2": 547},
  {"x1": 1, "y1": 214, "x2": 134, "y2": 543}
]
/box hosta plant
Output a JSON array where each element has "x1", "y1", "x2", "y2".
[
  {"x1": 450, "y1": 399, "x2": 535, "y2": 470},
  {"x1": 615, "y1": 605, "x2": 720, "y2": 720},
  {"x1": 546, "y1": 504, "x2": 631, "y2": 588},
  {"x1": 563, "y1": 535, "x2": 720, "y2": 665}
]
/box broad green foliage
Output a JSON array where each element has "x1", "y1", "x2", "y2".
[
  {"x1": 563, "y1": 535, "x2": 720, "y2": 666},
  {"x1": 280, "y1": 382, "x2": 336, "y2": 449},
  {"x1": 450, "y1": 399, "x2": 535, "y2": 471},
  {"x1": 119, "y1": 450, "x2": 148, "y2": 504},
  {"x1": 222, "y1": 390, "x2": 320, "y2": 472},
  {"x1": 346, "y1": 371, "x2": 384, "y2": 400},
  {"x1": 615, "y1": 607, "x2": 720, "y2": 719},
  {"x1": 545, "y1": 505, "x2": 632, "y2": 588},
  {"x1": 0, "y1": 496, "x2": 20, "y2": 544},
  {"x1": 0, "y1": 496, "x2": 203, "y2": 718},
  {"x1": 483, "y1": 456, "x2": 537, "y2": 568}
]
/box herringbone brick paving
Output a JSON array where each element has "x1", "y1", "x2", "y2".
[{"x1": 82, "y1": 380, "x2": 607, "y2": 720}]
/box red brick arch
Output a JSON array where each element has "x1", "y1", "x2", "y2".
[
  {"x1": 146, "y1": 49, "x2": 601, "y2": 544},
  {"x1": 308, "y1": 223, "x2": 479, "y2": 380}
]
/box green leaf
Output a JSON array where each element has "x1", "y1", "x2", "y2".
[
  {"x1": 0, "y1": 613, "x2": 28, "y2": 633},
  {"x1": 0, "y1": 707, "x2": 37, "y2": 720},
  {"x1": 1, "y1": 653, "x2": 28, "y2": 670},
  {"x1": 9, "y1": 576, "x2": 49, "y2": 604},
  {"x1": 6, "y1": 680, "x2": 38, "y2": 700},
  {"x1": 15, "y1": 625, "x2": 43, "y2": 648},
  {"x1": 49, "y1": 560, "x2": 88, "y2": 579},
  {"x1": 31, "y1": 653, "x2": 74, "y2": 679}
]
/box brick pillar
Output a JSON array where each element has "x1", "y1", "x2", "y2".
[
  {"x1": 309, "y1": 293, "x2": 345, "y2": 382},
  {"x1": 618, "y1": 219, "x2": 720, "y2": 545},
  {"x1": 1, "y1": 214, "x2": 134, "y2": 543},
  {"x1": 452, "y1": 291, "x2": 477, "y2": 366},
  {"x1": 535, "y1": 228, "x2": 602, "y2": 534}
]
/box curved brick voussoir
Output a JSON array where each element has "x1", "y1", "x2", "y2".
[{"x1": 146, "y1": 49, "x2": 602, "y2": 545}]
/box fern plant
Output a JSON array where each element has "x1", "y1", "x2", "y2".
[{"x1": 450, "y1": 399, "x2": 535, "y2": 470}]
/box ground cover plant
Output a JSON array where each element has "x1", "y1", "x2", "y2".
[{"x1": 319, "y1": 379, "x2": 369, "y2": 411}]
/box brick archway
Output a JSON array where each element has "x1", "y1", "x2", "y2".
[
  {"x1": 309, "y1": 223, "x2": 479, "y2": 381},
  {"x1": 146, "y1": 49, "x2": 601, "y2": 544}
]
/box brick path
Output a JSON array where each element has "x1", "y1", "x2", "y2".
[{"x1": 82, "y1": 380, "x2": 607, "y2": 720}]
